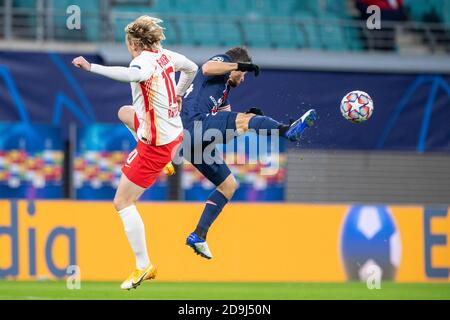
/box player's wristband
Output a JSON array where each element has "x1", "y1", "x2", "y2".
[{"x1": 236, "y1": 62, "x2": 260, "y2": 76}]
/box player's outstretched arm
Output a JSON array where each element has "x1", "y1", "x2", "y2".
[
  {"x1": 202, "y1": 60, "x2": 237, "y2": 76},
  {"x1": 202, "y1": 61, "x2": 260, "y2": 77},
  {"x1": 72, "y1": 56, "x2": 151, "y2": 83}
]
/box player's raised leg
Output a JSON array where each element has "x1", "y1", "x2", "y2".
[
  {"x1": 118, "y1": 105, "x2": 138, "y2": 140},
  {"x1": 118, "y1": 105, "x2": 175, "y2": 176},
  {"x1": 185, "y1": 110, "x2": 317, "y2": 260},
  {"x1": 114, "y1": 173, "x2": 157, "y2": 290},
  {"x1": 236, "y1": 109, "x2": 318, "y2": 141},
  {"x1": 181, "y1": 47, "x2": 318, "y2": 261}
]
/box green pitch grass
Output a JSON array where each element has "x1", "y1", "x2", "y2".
[{"x1": 0, "y1": 281, "x2": 449, "y2": 300}]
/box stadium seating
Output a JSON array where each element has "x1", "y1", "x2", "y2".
[
  {"x1": 10, "y1": 0, "x2": 448, "y2": 51},
  {"x1": 56, "y1": 0, "x2": 360, "y2": 50},
  {"x1": 403, "y1": 0, "x2": 432, "y2": 21},
  {"x1": 111, "y1": 0, "x2": 363, "y2": 50},
  {"x1": 216, "y1": 19, "x2": 243, "y2": 47},
  {"x1": 12, "y1": 0, "x2": 36, "y2": 39},
  {"x1": 268, "y1": 20, "x2": 299, "y2": 49},
  {"x1": 404, "y1": 0, "x2": 450, "y2": 24},
  {"x1": 223, "y1": 0, "x2": 252, "y2": 15},
  {"x1": 14, "y1": 0, "x2": 101, "y2": 42},
  {"x1": 149, "y1": 0, "x2": 173, "y2": 13},
  {"x1": 292, "y1": 12, "x2": 322, "y2": 49},
  {"x1": 317, "y1": 13, "x2": 348, "y2": 51}
]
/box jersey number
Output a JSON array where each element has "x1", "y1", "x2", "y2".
[
  {"x1": 162, "y1": 66, "x2": 180, "y2": 119},
  {"x1": 162, "y1": 66, "x2": 177, "y2": 106},
  {"x1": 127, "y1": 149, "x2": 138, "y2": 165}
]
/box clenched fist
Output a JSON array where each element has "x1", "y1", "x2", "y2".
[{"x1": 72, "y1": 56, "x2": 91, "y2": 71}]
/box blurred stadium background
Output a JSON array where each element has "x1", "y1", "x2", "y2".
[{"x1": 0, "y1": 0, "x2": 450, "y2": 299}]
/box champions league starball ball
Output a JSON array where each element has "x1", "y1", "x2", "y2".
[
  {"x1": 340, "y1": 206, "x2": 402, "y2": 281},
  {"x1": 340, "y1": 90, "x2": 374, "y2": 123}
]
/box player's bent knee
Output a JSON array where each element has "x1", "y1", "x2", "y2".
[
  {"x1": 235, "y1": 113, "x2": 254, "y2": 133},
  {"x1": 117, "y1": 106, "x2": 126, "y2": 120},
  {"x1": 113, "y1": 196, "x2": 134, "y2": 212},
  {"x1": 118, "y1": 106, "x2": 133, "y2": 123},
  {"x1": 218, "y1": 175, "x2": 238, "y2": 199}
]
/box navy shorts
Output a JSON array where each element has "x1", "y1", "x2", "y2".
[{"x1": 182, "y1": 112, "x2": 238, "y2": 186}]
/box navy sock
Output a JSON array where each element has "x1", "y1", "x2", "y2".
[
  {"x1": 248, "y1": 115, "x2": 283, "y2": 135},
  {"x1": 278, "y1": 124, "x2": 290, "y2": 137},
  {"x1": 195, "y1": 190, "x2": 229, "y2": 239}
]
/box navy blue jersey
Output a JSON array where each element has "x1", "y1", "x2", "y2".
[{"x1": 181, "y1": 54, "x2": 233, "y2": 123}]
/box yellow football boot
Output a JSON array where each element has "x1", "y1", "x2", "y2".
[
  {"x1": 163, "y1": 161, "x2": 175, "y2": 176},
  {"x1": 120, "y1": 264, "x2": 157, "y2": 290}
]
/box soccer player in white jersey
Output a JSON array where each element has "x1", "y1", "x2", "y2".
[{"x1": 72, "y1": 16, "x2": 198, "y2": 290}]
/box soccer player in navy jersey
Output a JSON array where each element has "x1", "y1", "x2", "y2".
[{"x1": 182, "y1": 47, "x2": 317, "y2": 259}]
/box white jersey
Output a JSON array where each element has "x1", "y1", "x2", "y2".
[
  {"x1": 90, "y1": 48, "x2": 198, "y2": 146},
  {"x1": 130, "y1": 49, "x2": 192, "y2": 146}
]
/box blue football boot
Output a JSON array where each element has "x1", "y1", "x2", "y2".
[
  {"x1": 285, "y1": 109, "x2": 317, "y2": 142},
  {"x1": 186, "y1": 232, "x2": 213, "y2": 259}
]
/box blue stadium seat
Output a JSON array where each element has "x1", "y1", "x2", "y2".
[
  {"x1": 79, "y1": 1, "x2": 101, "y2": 41},
  {"x1": 112, "y1": 16, "x2": 129, "y2": 43},
  {"x1": 188, "y1": 0, "x2": 224, "y2": 14},
  {"x1": 172, "y1": 19, "x2": 196, "y2": 46},
  {"x1": 242, "y1": 18, "x2": 269, "y2": 48},
  {"x1": 190, "y1": 20, "x2": 222, "y2": 47},
  {"x1": 223, "y1": 0, "x2": 251, "y2": 16},
  {"x1": 149, "y1": 0, "x2": 174, "y2": 13},
  {"x1": 171, "y1": 0, "x2": 209, "y2": 14},
  {"x1": 12, "y1": 0, "x2": 36, "y2": 39},
  {"x1": 216, "y1": 19, "x2": 244, "y2": 47},
  {"x1": 403, "y1": 0, "x2": 432, "y2": 21},
  {"x1": 322, "y1": 0, "x2": 351, "y2": 19},
  {"x1": 292, "y1": 0, "x2": 321, "y2": 15},
  {"x1": 428, "y1": 0, "x2": 450, "y2": 23},
  {"x1": 316, "y1": 14, "x2": 348, "y2": 51},
  {"x1": 161, "y1": 19, "x2": 177, "y2": 46},
  {"x1": 271, "y1": 0, "x2": 298, "y2": 16},
  {"x1": 443, "y1": 1, "x2": 450, "y2": 26},
  {"x1": 268, "y1": 21, "x2": 298, "y2": 49},
  {"x1": 246, "y1": 0, "x2": 273, "y2": 16},
  {"x1": 292, "y1": 13, "x2": 321, "y2": 49},
  {"x1": 13, "y1": 0, "x2": 35, "y2": 8},
  {"x1": 317, "y1": 0, "x2": 357, "y2": 51},
  {"x1": 243, "y1": 0, "x2": 298, "y2": 17},
  {"x1": 171, "y1": 0, "x2": 191, "y2": 13},
  {"x1": 343, "y1": 26, "x2": 364, "y2": 51}
]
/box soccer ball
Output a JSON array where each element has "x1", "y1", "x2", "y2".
[
  {"x1": 340, "y1": 205, "x2": 402, "y2": 281},
  {"x1": 340, "y1": 90, "x2": 374, "y2": 123}
]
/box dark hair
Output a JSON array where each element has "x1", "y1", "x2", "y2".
[{"x1": 225, "y1": 46, "x2": 252, "y2": 63}]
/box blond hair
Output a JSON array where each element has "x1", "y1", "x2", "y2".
[{"x1": 125, "y1": 16, "x2": 166, "y2": 50}]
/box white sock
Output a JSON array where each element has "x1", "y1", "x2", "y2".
[{"x1": 118, "y1": 205, "x2": 151, "y2": 270}]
